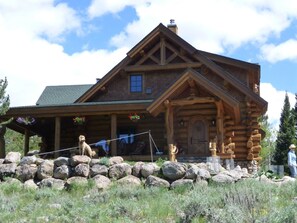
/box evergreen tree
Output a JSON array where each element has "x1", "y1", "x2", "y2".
[
  {"x1": 0, "y1": 77, "x2": 10, "y2": 120},
  {"x1": 273, "y1": 93, "x2": 296, "y2": 166}
]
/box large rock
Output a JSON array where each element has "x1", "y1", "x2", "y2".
[
  {"x1": 132, "y1": 161, "x2": 145, "y2": 177},
  {"x1": 117, "y1": 175, "x2": 142, "y2": 186},
  {"x1": 197, "y1": 168, "x2": 211, "y2": 180},
  {"x1": 108, "y1": 163, "x2": 132, "y2": 180},
  {"x1": 185, "y1": 165, "x2": 199, "y2": 179},
  {"x1": 109, "y1": 156, "x2": 124, "y2": 166},
  {"x1": 24, "y1": 179, "x2": 38, "y2": 190},
  {"x1": 39, "y1": 178, "x2": 65, "y2": 190},
  {"x1": 54, "y1": 157, "x2": 69, "y2": 167},
  {"x1": 4, "y1": 152, "x2": 21, "y2": 164},
  {"x1": 92, "y1": 175, "x2": 111, "y2": 190},
  {"x1": 66, "y1": 176, "x2": 88, "y2": 188},
  {"x1": 90, "y1": 159, "x2": 101, "y2": 166},
  {"x1": 74, "y1": 163, "x2": 90, "y2": 177},
  {"x1": 70, "y1": 155, "x2": 91, "y2": 166},
  {"x1": 0, "y1": 163, "x2": 17, "y2": 179},
  {"x1": 212, "y1": 172, "x2": 235, "y2": 184},
  {"x1": 90, "y1": 164, "x2": 108, "y2": 177},
  {"x1": 161, "y1": 161, "x2": 187, "y2": 180},
  {"x1": 145, "y1": 175, "x2": 170, "y2": 188},
  {"x1": 20, "y1": 156, "x2": 37, "y2": 165},
  {"x1": 140, "y1": 163, "x2": 160, "y2": 178},
  {"x1": 171, "y1": 179, "x2": 194, "y2": 189},
  {"x1": 15, "y1": 164, "x2": 38, "y2": 182},
  {"x1": 37, "y1": 160, "x2": 54, "y2": 180},
  {"x1": 53, "y1": 164, "x2": 70, "y2": 180}
]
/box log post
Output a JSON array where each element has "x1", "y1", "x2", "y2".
[
  {"x1": 54, "y1": 117, "x2": 61, "y2": 158},
  {"x1": 111, "y1": 114, "x2": 117, "y2": 156},
  {"x1": 165, "y1": 100, "x2": 175, "y2": 161},
  {"x1": 24, "y1": 129, "x2": 30, "y2": 156},
  {"x1": 0, "y1": 125, "x2": 6, "y2": 158},
  {"x1": 215, "y1": 100, "x2": 224, "y2": 153}
]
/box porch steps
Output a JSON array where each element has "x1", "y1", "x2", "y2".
[{"x1": 177, "y1": 156, "x2": 207, "y2": 163}]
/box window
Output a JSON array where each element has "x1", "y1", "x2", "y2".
[{"x1": 130, "y1": 74, "x2": 142, "y2": 93}]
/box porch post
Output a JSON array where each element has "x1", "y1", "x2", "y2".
[
  {"x1": 54, "y1": 117, "x2": 61, "y2": 158},
  {"x1": 0, "y1": 125, "x2": 6, "y2": 158},
  {"x1": 110, "y1": 114, "x2": 117, "y2": 156},
  {"x1": 215, "y1": 101, "x2": 224, "y2": 153},
  {"x1": 165, "y1": 100, "x2": 175, "y2": 161},
  {"x1": 24, "y1": 129, "x2": 30, "y2": 155}
]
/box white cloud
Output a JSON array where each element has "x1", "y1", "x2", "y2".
[
  {"x1": 260, "y1": 39, "x2": 297, "y2": 63},
  {"x1": 260, "y1": 83, "x2": 295, "y2": 129},
  {"x1": 96, "y1": 0, "x2": 296, "y2": 54},
  {"x1": 87, "y1": 0, "x2": 144, "y2": 18},
  {"x1": 0, "y1": 0, "x2": 127, "y2": 106}
]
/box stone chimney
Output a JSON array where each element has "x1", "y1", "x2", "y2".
[{"x1": 167, "y1": 19, "x2": 178, "y2": 34}]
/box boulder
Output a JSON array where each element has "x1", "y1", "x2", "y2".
[
  {"x1": 0, "y1": 159, "x2": 4, "y2": 164},
  {"x1": 39, "y1": 178, "x2": 65, "y2": 190},
  {"x1": 92, "y1": 175, "x2": 111, "y2": 190},
  {"x1": 171, "y1": 179, "x2": 194, "y2": 189},
  {"x1": 20, "y1": 156, "x2": 37, "y2": 165},
  {"x1": 140, "y1": 163, "x2": 160, "y2": 178},
  {"x1": 37, "y1": 160, "x2": 54, "y2": 180},
  {"x1": 53, "y1": 164, "x2": 70, "y2": 180},
  {"x1": 0, "y1": 163, "x2": 17, "y2": 179},
  {"x1": 161, "y1": 161, "x2": 187, "y2": 180},
  {"x1": 74, "y1": 163, "x2": 90, "y2": 177},
  {"x1": 132, "y1": 161, "x2": 145, "y2": 177},
  {"x1": 117, "y1": 175, "x2": 142, "y2": 186},
  {"x1": 90, "y1": 164, "x2": 108, "y2": 177},
  {"x1": 4, "y1": 152, "x2": 21, "y2": 164},
  {"x1": 24, "y1": 179, "x2": 38, "y2": 190},
  {"x1": 70, "y1": 155, "x2": 91, "y2": 166},
  {"x1": 15, "y1": 164, "x2": 38, "y2": 182},
  {"x1": 145, "y1": 175, "x2": 170, "y2": 188},
  {"x1": 108, "y1": 163, "x2": 132, "y2": 180},
  {"x1": 66, "y1": 176, "x2": 88, "y2": 188},
  {"x1": 212, "y1": 172, "x2": 235, "y2": 184},
  {"x1": 109, "y1": 156, "x2": 124, "y2": 166},
  {"x1": 90, "y1": 158, "x2": 101, "y2": 166},
  {"x1": 185, "y1": 165, "x2": 199, "y2": 179},
  {"x1": 197, "y1": 168, "x2": 211, "y2": 180},
  {"x1": 54, "y1": 157, "x2": 69, "y2": 167}
]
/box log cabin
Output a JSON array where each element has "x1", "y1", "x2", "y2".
[{"x1": 0, "y1": 21, "x2": 268, "y2": 166}]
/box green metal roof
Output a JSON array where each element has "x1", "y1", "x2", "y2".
[{"x1": 36, "y1": 84, "x2": 93, "y2": 105}]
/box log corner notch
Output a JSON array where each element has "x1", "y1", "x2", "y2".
[{"x1": 247, "y1": 129, "x2": 262, "y2": 161}]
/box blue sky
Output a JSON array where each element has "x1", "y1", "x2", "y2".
[{"x1": 0, "y1": 0, "x2": 297, "y2": 129}]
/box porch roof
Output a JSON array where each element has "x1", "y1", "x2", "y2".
[{"x1": 5, "y1": 100, "x2": 153, "y2": 118}]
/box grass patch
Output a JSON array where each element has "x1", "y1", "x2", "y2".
[{"x1": 0, "y1": 178, "x2": 297, "y2": 222}]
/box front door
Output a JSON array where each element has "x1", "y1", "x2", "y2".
[{"x1": 188, "y1": 118, "x2": 209, "y2": 156}]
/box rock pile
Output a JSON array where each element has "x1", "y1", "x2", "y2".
[{"x1": 0, "y1": 152, "x2": 294, "y2": 190}]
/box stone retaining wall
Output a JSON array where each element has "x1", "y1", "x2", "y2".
[{"x1": 0, "y1": 152, "x2": 294, "y2": 190}]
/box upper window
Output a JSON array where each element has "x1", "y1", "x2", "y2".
[{"x1": 130, "y1": 74, "x2": 142, "y2": 93}]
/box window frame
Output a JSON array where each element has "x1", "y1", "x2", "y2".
[{"x1": 129, "y1": 74, "x2": 143, "y2": 93}]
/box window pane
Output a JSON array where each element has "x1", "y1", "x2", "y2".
[{"x1": 130, "y1": 74, "x2": 142, "y2": 92}]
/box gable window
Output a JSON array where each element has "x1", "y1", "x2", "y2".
[{"x1": 130, "y1": 74, "x2": 143, "y2": 93}]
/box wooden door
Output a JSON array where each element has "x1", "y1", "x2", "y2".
[{"x1": 188, "y1": 119, "x2": 209, "y2": 156}]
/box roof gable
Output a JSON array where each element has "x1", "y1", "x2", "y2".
[
  {"x1": 76, "y1": 23, "x2": 267, "y2": 113},
  {"x1": 147, "y1": 68, "x2": 241, "y2": 122}
]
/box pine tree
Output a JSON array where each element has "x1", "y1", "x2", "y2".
[
  {"x1": 0, "y1": 77, "x2": 10, "y2": 119},
  {"x1": 273, "y1": 93, "x2": 296, "y2": 166}
]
